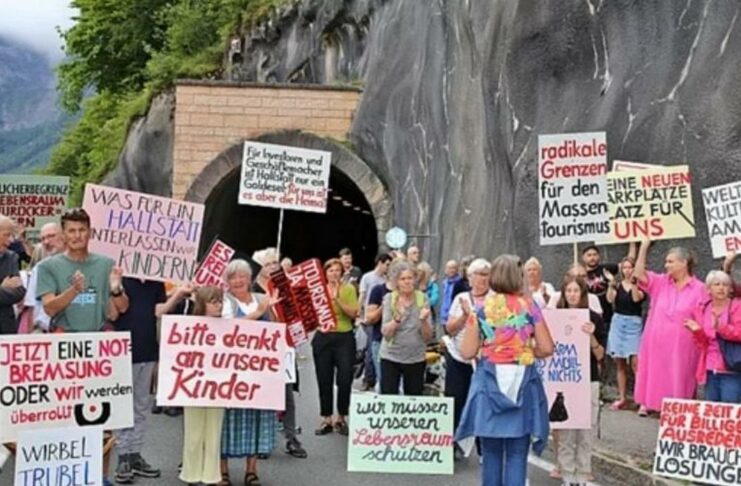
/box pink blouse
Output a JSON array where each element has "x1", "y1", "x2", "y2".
[{"x1": 690, "y1": 303, "x2": 730, "y2": 382}]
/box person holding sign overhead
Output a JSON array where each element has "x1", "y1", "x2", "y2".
[
  {"x1": 380, "y1": 261, "x2": 434, "y2": 396},
  {"x1": 456, "y1": 255, "x2": 554, "y2": 486},
  {"x1": 555, "y1": 275, "x2": 606, "y2": 486},
  {"x1": 633, "y1": 241, "x2": 706, "y2": 416},
  {"x1": 313, "y1": 258, "x2": 358, "y2": 436}
]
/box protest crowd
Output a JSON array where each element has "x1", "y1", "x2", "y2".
[{"x1": 1, "y1": 136, "x2": 741, "y2": 486}]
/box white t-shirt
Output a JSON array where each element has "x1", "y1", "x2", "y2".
[
  {"x1": 547, "y1": 291, "x2": 603, "y2": 314},
  {"x1": 446, "y1": 290, "x2": 494, "y2": 363},
  {"x1": 23, "y1": 267, "x2": 51, "y2": 331},
  {"x1": 222, "y1": 293, "x2": 262, "y2": 319},
  {"x1": 530, "y1": 282, "x2": 556, "y2": 309}
]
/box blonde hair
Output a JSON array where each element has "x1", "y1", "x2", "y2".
[
  {"x1": 524, "y1": 257, "x2": 542, "y2": 270},
  {"x1": 193, "y1": 286, "x2": 224, "y2": 316},
  {"x1": 417, "y1": 261, "x2": 433, "y2": 284},
  {"x1": 705, "y1": 270, "x2": 731, "y2": 288}
]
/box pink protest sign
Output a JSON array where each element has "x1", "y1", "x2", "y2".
[
  {"x1": 82, "y1": 184, "x2": 204, "y2": 285},
  {"x1": 536, "y1": 308, "x2": 591, "y2": 430},
  {"x1": 157, "y1": 316, "x2": 286, "y2": 410},
  {"x1": 193, "y1": 239, "x2": 235, "y2": 289}
]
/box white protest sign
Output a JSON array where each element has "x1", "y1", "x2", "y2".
[
  {"x1": 239, "y1": 141, "x2": 331, "y2": 213},
  {"x1": 654, "y1": 399, "x2": 741, "y2": 485},
  {"x1": 702, "y1": 181, "x2": 741, "y2": 258},
  {"x1": 538, "y1": 132, "x2": 610, "y2": 245},
  {"x1": 15, "y1": 427, "x2": 103, "y2": 486},
  {"x1": 0, "y1": 332, "x2": 134, "y2": 442}
]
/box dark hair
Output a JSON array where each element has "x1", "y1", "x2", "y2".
[
  {"x1": 338, "y1": 247, "x2": 352, "y2": 257},
  {"x1": 581, "y1": 244, "x2": 601, "y2": 255},
  {"x1": 193, "y1": 286, "x2": 223, "y2": 316},
  {"x1": 489, "y1": 255, "x2": 524, "y2": 295},
  {"x1": 556, "y1": 275, "x2": 589, "y2": 309},
  {"x1": 61, "y1": 208, "x2": 91, "y2": 229},
  {"x1": 375, "y1": 253, "x2": 392, "y2": 265}
]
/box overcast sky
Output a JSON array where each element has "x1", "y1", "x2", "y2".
[{"x1": 0, "y1": 0, "x2": 75, "y2": 63}]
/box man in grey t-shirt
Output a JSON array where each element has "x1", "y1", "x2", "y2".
[{"x1": 36, "y1": 208, "x2": 129, "y2": 332}]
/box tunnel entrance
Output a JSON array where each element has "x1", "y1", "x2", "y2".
[
  {"x1": 187, "y1": 131, "x2": 393, "y2": 272},
  {"x1": 202, "y1": 167, "x2": 378, "y2": 269}
]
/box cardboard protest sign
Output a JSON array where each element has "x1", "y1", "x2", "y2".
[
  {"x1": 538, "y1": 132, "x2": 610, "y2": 245},
  {"x1": 83, "y1": 184, "x2": 204, "y2": 284},
  {"x1": 15, "y1": 427, "x2": 103, "y2": 486},
  {"x1": 606, "y1": 165, "x2": 694, "y2": 242},
  {"x1": 239, "y1": 141, "x2": 331, "y2": 213},
  {"x1": 537, "y1": 309, "x2": 591, "y2": 429},
  {"x1": 654, "y1": 399, "x2": 741, "y2": 485},
  {"x1": 0, "y1": 332, "x2": 133, "y2": 442},
  {"x1": 703, "y1": 181, "x2": 741, "y2": 258},
  {"x1": 268, "y1": 258, "x2": 338, "y2": 346},
  {"x1": 193, "y1": 239, "x2": 235, "y2": 289},
  {"x1": 0, "y1": 175, "x2": 69, "y2": 240},
  {"x1": 348, "y1": 394, "x2": 454, "y2": 475},
  {"x1": 157, "y1": 316, "x2": 287, "y2": 410},
  {"x1": 613, "y1": 160, "x2": 660, "y2": 171}
]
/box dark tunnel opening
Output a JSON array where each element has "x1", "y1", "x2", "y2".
[{"x1": 200, "y1": 166, "x2": 379, "y2": 272}]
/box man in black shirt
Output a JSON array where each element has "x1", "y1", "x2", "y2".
[
  {"x1": 582, "y1": 244, "x2": 635, "y2": 331},
  {"x1": 113, "y1": 279, "x2": 191, "y2": 483}
]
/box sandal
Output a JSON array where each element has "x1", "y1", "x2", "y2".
[
  {"x1": 638, "y1": 406, "x2": 648, "y2": 417},
  {"x1": 610, "y1": 399, "x2": 627, "y2": 411},
  {"x1": 314, "y1": 422, "x2": 333, "y2": 435},
  {"x1": 218, "y1": 472, "x2": 231, "y2": 486},
  {"x1": 244, "y1": 473, "x2": 261, "y2": 486}
]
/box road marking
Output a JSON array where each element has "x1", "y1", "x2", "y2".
[{"x1": 528, "y1": 454, "x2": 601, "y2": 485}]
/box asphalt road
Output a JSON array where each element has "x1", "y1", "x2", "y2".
[{"x1": 0, "y1": 348, "x2": 568, "y2": 486}]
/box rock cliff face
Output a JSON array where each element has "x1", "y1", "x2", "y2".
[{"x1": 116, "y1": 0, "x2": 741, "y2": 280}]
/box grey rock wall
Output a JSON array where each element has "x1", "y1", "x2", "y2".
[{"x1": 115, "y1": 0, "x2": 741, "y2": 281}]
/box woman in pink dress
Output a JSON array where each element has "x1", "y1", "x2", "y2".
[{"x1": 633, "y1": 240, "x2": 708, "y2": 415}]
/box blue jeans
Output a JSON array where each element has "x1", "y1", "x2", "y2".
[
  {"x1": 371, "y1": 340, "x2": 382, "y2": 386},
  {"x1": 363, "y1": 325, "x2": 376, "y2": 384},
  {"x1": 480, "y1": 436, "x2": 530, "y2": 486},
  {"x1": 705, "y1": 371, "x2": 741, "y2": 403}
]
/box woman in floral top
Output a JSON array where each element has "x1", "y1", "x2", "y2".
[{"x1": 456, "y1": 254, "x2": 554, "y2": 486}]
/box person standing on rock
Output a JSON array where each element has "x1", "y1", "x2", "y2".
[
  {"x1": 456, "y1": 255, "x2": 553, "y2": 486},
  {"x1": 633, "y1": 241, "x2": 706, "y2": 416}
]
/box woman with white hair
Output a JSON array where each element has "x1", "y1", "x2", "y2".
[
  {"x1": 380, "y1": 260, "x2": 434, "y2": 395},
  {"x1": 684, "y1": 270, "x2": 741, "y2": 403},
  {"x1": 219, "y1": 259, "x2": 279, "y2": 486},
  {"x1": 633, "y1": 241, "x2": 707, "y2": 416},
  {"x1": 523, "y1": 257, "x2": 554, "y2": 309},
  {"x1": 445, "y1": 258, "x2": 494, "y2": 460}
]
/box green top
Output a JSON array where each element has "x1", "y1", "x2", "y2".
[
  {"x1": 36, "y1": 252, "x2": 114, "y2": 332},
  {"x1": 332, "y1": 283, "x2": 358, "y2": 333}
]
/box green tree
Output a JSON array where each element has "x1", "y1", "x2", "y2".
[{"x1": 57, "y1": 0, "x2": 170, "y2": 112}]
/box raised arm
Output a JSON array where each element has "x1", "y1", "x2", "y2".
[{"x1": 633, "y1": 240, "x2": 651, "y2": 285}]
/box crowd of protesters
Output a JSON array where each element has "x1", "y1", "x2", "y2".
[{"x1": 2, "y1": 208, "x2": 741, "y2": 486}]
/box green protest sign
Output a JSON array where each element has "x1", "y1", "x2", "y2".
[{"x1": 347, "y1": 394, "x2": 454, "y2": 475}]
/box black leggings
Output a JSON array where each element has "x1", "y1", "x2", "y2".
[
  {"x1": 312, "y1": 331, "x2": 355, "y2": 417},
  {"x1": 380, "y1": 359, "x2": 426, "y2": 396}
]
